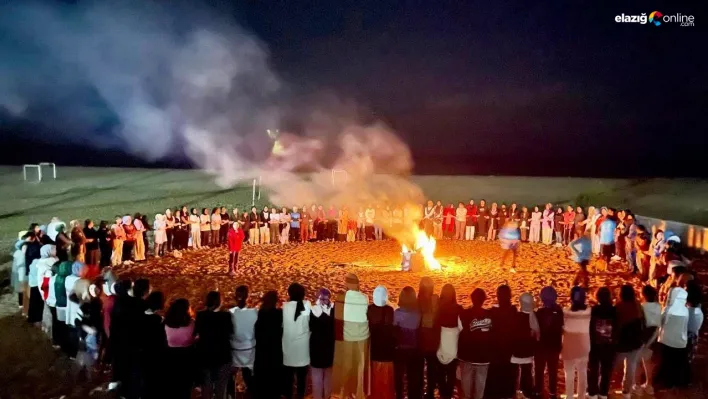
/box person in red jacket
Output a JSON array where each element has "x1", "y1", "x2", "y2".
[
  {"x1": 227, "y1": 223, "x2": 246, "y2": 276},
  {"x1": 442, "y1": 203, "x2": 456, "y2": 238}
]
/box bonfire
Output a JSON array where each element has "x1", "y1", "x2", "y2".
[{"x1": 401, "y1": 227, "x2": 441, "y2": 271}]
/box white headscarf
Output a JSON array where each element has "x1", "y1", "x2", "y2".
[
  {"x1": 373, "y1": 285, "x2": 388, "y2": 307},
  {"x1": 47, "y1": 219, "x2": 65, "y2": 241}
]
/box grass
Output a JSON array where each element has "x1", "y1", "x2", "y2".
[{"x1": 1, "y1": 166, "x2": 707, "y2": 258}]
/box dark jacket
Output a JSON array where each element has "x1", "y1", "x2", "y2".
[
  {"x1": 512, "y1": 312, "x2": 537, "y2": 359},
  {"x1": 489, "y1": 305, "x2": 518, "y2": 363},
  {"x1": 418, "y1": 295, "x2": 440, "y2": 353},
  {"x1": 536, "y1": 306, "x2": 564, "y2": 353},
  {"x1": 254, "y1": 308, "x2": 284, "y2": 369},
  {"x1": 458, "y1": 307, "x2": 493, "y2": 364},
  {"x1": 194, "y1": 310, "x2": 233, "y2": 367},
  {"x1": 309, "y1": 308, "x2": 335, "y2": 368},
  {"x1": 368, "y1": 304, "x2": 395, "y2": 362},
  {"x1": 590, "y1": 304, "x2": 617, "y2": 349}
]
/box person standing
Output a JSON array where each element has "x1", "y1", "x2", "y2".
[
  {"x1": 210, "y1": 208, "x2": 221, "y2": 247},
  {"x1": 436, "y1": 284, "x2": 462, "y2": 399},
  {"x1": 229, "y1": 286, "x2": 257, "y2": 397},
  {"x1": 332, "y1": 274, "x2": 370, "y2": 399},
  {"x1": 418, "y1": 278, "x2": 440, "y2": 399},
  {"x1": 534, "y1": 287, "x2": 564, "y2": 399},
  {"x1": 657, "y1": 287, "x2": 690, "y2": 389},
  {"x1": 541, "y1": 203, "x2": 554, "y2": 245},
  {"x1": 219, "y1": 207, "x2": 230, "y2": 246},
  {"x1": 338, "y1": 207, "x2": 349, "y2": 242},
  {"x1": 458, "y1": 288, "x2": 492, "y2": 399},
  {"x1": 270, "y1": 208, "x2": 281, "y2": 243},
  {"x1": 614, "y1": 285, "x2": 645, "y2": 398},
  {"x1": 433, "y1": 201, "x2": 444, "y2": 240},
  {"x1": 152, "y1": 214, "x2": 167, "y2": 257},
  {"x1": 281, "y1": 207, "x2": 292, "y2": 244},
  {"x1": 165, "y1": 209, "x2": 176, "y2": 252},
  {"x1": 562, "y1": 287, "x2": 591, "y2": 399},
  {"x1": 111, "y1": 216, "x2": 126, "y2": 266},
  {"x1": 300, "y1": 205, "x2": 311, "y2": 243},
  {"x1": 290, "y1": 207, "x2": 301, "y2": 243},
  {"x1": 248, "y1": 207, "x2": 261, "y2": 245},
  {"x1": 365, "y1": 205, "x2": 376, "y2": 240},
  {"x1": 423, "y1": 201, "x2": 435, "y2": 237},
  {"x1": 598, "y1": 214, "x2": 617, "y2": 271},
  {"x1": 282, "y1": 283, "x2": 311, "y2": 399},
  {"x1": 133, "y1": 214, "x2": 147, "y2": 261},
  {"x1": 189, "y1": 208, "x2": 201, "y2": 249},
  {"x1": 442, "y1": 203, "x2": 455, "y2": 239},
  {"x1": 368, "y1": 286, "x2": 395, "y2": 399},
  {"x1": 637, "y1": 285, "x2": 661, "y2": 395},
  {"x1": 519, "y1": 206, "x2": 530, "y2": 242},
  {"x1": 254, "y1": 291, "x2": 284, "y2": 399},
  {"x1": 487, "y1": 203, "x2": 499, "y2": 241},
  {"x1": 530, "y1": 206, "x2": 543, "y2": 243},
  {"x1": 226, "y1": 222, "x2": 245, "y2": 275},
  {"x1": 511, "y1": 293, "x2": 539, "y2": 399},
  {"x1": 194, "y1": 291, "x2": 234, "y2": 399},
  {"x1": 310, "y1": 288, "x2": 335, "y2": 399},
  {"x1": 499, "y1": 221, "x2": 521, "y2": 273},
  {"x1": 485, "y1": 285, "x2": 517, "y2": 399},
  {"x1": 199, "y1": 209, "x2": 211, "y2": 248},
  {"x1": 454, "y1": 203, "x2": 467, "y2": 240},
  {"x1": 570, "y1": 233, "x2": 592, "y2": 287},
  {"x1": 260, "y1": 206, "x2": 271, "y2": 244},
  {"x1": 164, "y1": 299, "x2": 196, "y2": 399},
  {"x1": 465, "y1": 200, "x2": 477, "y2": 240},
  {"x1": 587, "y1": 287, "x2": 616, "y2": 399},
  {"x1": 97, "y1": 221, "x2": 112, "y2": 268},
  {"x1": 573, "y1": 207, "x2": 586, "y2": 240},
  {"x1": 393, "y1": 287, "x2": 423, "y2": 399}
]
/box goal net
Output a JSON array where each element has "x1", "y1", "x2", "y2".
[{"x1": 331, "y1": 169, "x2": 349, "y2": 187}]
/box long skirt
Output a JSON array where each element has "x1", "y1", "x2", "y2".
[
  {"x1": 370, "y1": 361, "x2": 395, "y2": 399},
  {"x1": 28, "y1": 286, "x2": 45, "y2": 323},
  {"x1": 332, "y1": 339, "x2": 370, "y2": 399}
]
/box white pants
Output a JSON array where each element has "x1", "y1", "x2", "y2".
[
  {"x1": 530, "y1": 223, "x2": 541, "y2": 243},
  {"x1": 465, "y1": 226, "x2": 475, "y2": 240},
  {"x1": 564, "y1": 357, "x2": 588, "y2": 399}
]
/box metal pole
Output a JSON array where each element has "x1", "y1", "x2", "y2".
[
  {"x1": 252, "y1": 178, "x2": 256, "y2": 206},
  {"x1": 23, "y1": 165, "x2": 27, "y2": 181},
  {"x1": 258, "y1": 176, "x2": 262, "y2": 200}
]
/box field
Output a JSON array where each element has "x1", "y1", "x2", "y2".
[
  {"x1": 1, "y1": 166, "x2": 708, "y2": 398},
  {"x1": 1, "y1": 165, "x2": 707, "y2": 260}
]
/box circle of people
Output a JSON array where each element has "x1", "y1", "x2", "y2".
[{"x1": 8, "y1": 199, "x2": 700, "y2": 399}]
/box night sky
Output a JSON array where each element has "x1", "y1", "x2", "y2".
[{"x1": 1, "y1": 0, "x2": 706, "y2": 177}]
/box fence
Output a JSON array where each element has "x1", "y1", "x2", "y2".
[{"x1": 636, "y1": 214, "x2": 708, "y2": 252}]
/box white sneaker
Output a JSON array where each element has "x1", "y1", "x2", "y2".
[
  {"x1": 107, "y1": 382, "x2": 120, "y2": 391},
  {"x1": 611, "y1": 255, "x2": 622, "y2": 261}
]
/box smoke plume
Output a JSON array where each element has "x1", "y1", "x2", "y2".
[{"x1": 0, "y1": 1, "x2": 425, "y2": 244}]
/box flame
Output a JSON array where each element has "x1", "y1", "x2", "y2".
[{"x1": 401, "y1": 227, "x2": 441, "y2": 270}]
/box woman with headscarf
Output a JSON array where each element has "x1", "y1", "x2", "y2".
[
  {"x1": 22, "y1": 229, "x2": 42, "y2": 316},
  {"x1": 189, "y1": 208, "x2": 202, "y2": 249},
  {"x1": 432, "y1": 201, "x2": 444, "y2": 239},
  {"x1": 338, "y1": 206, "x2": 349, "y2": 242},
  {"x1": 587, "y1": 286, "x2": 616, "y2": 399},
  {"x1": 553, "y1": 207, "x2": 564, "y2": 246},
  {"x1": 132, "y1": 213, "x2": 147, "y2": 261},
  {"x1": 417, "y1": 277, "x2": 440, "y2": 398},
  {"x1": 64, "y1": 261, "x2": 85, "y2": 358},
  {"x1": 436, "y1": 284, "x2": 462, "y2": 399},
  {"x1": 534, "y1": 287, "x2": 564, "y2": 399},
  {"x1": 511, "y1": 293, "x2": 539, "y2": 399},
  {"x1": 486, "y1": 203, "x2": 499, "y2": 241},
  {"x1": 393, "y1": 286, "x2": 422, "y2": 399},
  {"x1": 254, "y1": 291, "x2": 284, "y2": 399},
  {"x1": 476, "y1": 200, "x2": 488, "y2": 241},
  {"x1": 310, "y1": 288, "x2": 335, "y2": 399},
  {"x1": 28, "y1": 244, "x2": 57, "y2": 326},
  {"x1": 68, "y1": 220, "x2": 86, "y2": 263},
  {"x1": 485, "y1": 284, "x2": 517, "y2": 399},
  {"x1": 615, "y1": 285, "x2": 645, "y2": 398},
  {"x1": 282, "y1": 283, "x2": 311, "y2": 399},
  {"x1": 211, "y1": 207, "x2": 222, "y2": 246},
  {"x1": 219, "y1": 206, "x2": 231, "y2": 245},
  {"x1": 122, "y1": 215, "x2": 136, "y2": 263},
  {"x1": 12, "y1": 231, "x2": 27, "y2": 309},
  {"x1": 199, "y1": 208, "x2": 212, "y2": 247},
  {"x1": 229, "y1": 285, "x2": 258, "y2": 397},
  {"x1": 368, "y1": 285, "x2": 395, "y2": 399},
  {"x1": 657, "y1": 286, "x2": 689, "y2": 388},
  {"x1": 530, "y1": 206, "x2": 542, "y2": 243},
  {"x1": 153, "y1": 214, "x2": 167, "y2": 257},
  {"x1": 332, "y1": 273, "x2": 370, "y2": 399},
  {"x1": 562, "y1": 287, "x2": 591, "y2": 399},
  {"x1": 175, "y1": 209, "x2": 188, "y2": 250}
]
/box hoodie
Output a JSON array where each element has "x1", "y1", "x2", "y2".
[
  {"x1": 29, "y1": 245, "x2": 57, "y2": 288},
  {"x1": 65, "y1": 262, "x2": 84, "y2": 327},
  {"x1": 368, "y1": 286, "x2": 395, "y2": 362},
  {"x1": 658, "y1": 287, "x2": 689, "y2": 348}
]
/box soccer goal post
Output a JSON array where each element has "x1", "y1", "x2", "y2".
[
  {"x1": 39, "y1": 162, "x2": 57, "y2": 179},
  {"x1": 331, "y1": 169, "x2": 349, "y2": 186},
  {"x1": 23, "y1": 164, "x2": 42, "y2": 182}
]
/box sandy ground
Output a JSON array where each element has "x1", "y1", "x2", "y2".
[{"x1": 0, "y1": 239, "x2": 706, "y2": 398}]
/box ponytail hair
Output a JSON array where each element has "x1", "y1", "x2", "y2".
[
  {"x1": 235, "y1": 285, "x2": 249, "y2": 309},
  {"x1": 288, "y1": 283, "x2": 306, "y2": 321}
]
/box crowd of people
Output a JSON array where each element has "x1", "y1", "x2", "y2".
[{"x1": 7, "y1": 199, "x2": 703, "y2": 399}]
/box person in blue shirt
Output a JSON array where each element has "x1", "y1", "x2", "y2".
[
  {"x1": 499, "y1": 221, "x2": 521, "y2": 273},
  {"x1": 598, "y1": 213, "x2": 617, "y2": 270},
  {"x1": 289, "y1": 206, "x2": 301, "y2": 243},
  {"x1": 570, "y1": 233, "x2": 592, "y2": 288}
]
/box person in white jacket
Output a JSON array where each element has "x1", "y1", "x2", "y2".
[
  {"x1": 657, "y1": 287, "x2": 689, "y2": 388},
  {"x1": 64, "y1": 261, "x2": 84, "y2": 359},
  {"x1": 229, "y1": 285, "x2": 258, "y2": 396},
  {"x1": 11, "y1": 232, "x2": 27, "y2": 310},
  {"x1": 636, "y1": 285, "x2": 661, "y2": 395},
  {"x1": 283, "y1": 283, "x2": 311, "y2": 399},
  {"x1": 27, "y1": 244, "x2": 57, "y2": 326}
]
